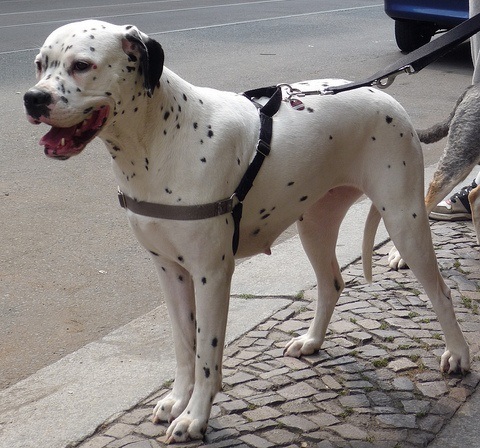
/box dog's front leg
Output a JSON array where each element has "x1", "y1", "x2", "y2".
[
  {"x1": 151, "y1": 258, "x2": 197, "y2": 423},
  {"x1": 165, "y1": 260, "x2": 234, "y2": 443}
]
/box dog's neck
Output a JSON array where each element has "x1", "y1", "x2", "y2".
[{"x1": 98, "y1": 68, "x2": 217, "y2": 202}]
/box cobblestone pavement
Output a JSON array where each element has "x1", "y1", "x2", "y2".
[{"x1": 73, "y1": 220, "x2": 480, "y2": 448}]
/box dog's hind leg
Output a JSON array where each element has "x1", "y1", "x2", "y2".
[
  {"x1": 284, "y1": 186, "x2": 363, "y2": 357},
  {"x1": 151, "y1": 258, "x2": 197, "y2": 424},
  {"x1": 380, "y1": 197, "x2": 470, "y2": 373}
]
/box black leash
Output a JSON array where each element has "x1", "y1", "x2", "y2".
[{"x1": 325, "y1": 12, "x2": 480, "y2": 94}]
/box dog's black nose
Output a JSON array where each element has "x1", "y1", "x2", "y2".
[{"x1": 24, "y1": 89, "x2": 52, "y2": 119}]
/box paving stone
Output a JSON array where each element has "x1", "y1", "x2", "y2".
[
  {"x1": 348, "y1": 331, "x2": 373, "y2": 345},
  {"x1": 280, "y1": 397, "x2": 318, "y2": 414},
  {"x1": 262, "y1": 428, "x2": 299, "y2": 445},
  {"x1": 243, "y1": 405, "x2": 281, "y2": 421},
  {"x1": 329, "y1": 320, "x2": 360, "y2": 334},
  {"x1": 78, "y1": 436, "x2": 115, "y2": 448},
  {"x1": 278, "y1": 414, "x2": 318, "y2": 431},
  {"x1": 220, "y1": 399, "x2": 249, "y2": 413},
  {"x1": 330, "y1": 423, "x2": 369, "y2": 440},
  {"x1": 338, "y1": 393, "x2": 370, "y2": 408},
  {"x1": 104, "y1": 423, "x2": 136, "y2": 439},
  {"x1": 416, "y1": 381, "x2": 449, "y2": 398},
  {"x1": 223, "y1": 371, "x2": 256, "y2": 386},
  {"x1": 322, "y1": 375, "x2": 343, "y2": 391},
  {"x1": 402, "y1": 399, "x2": 430, "y2": 415},
  {"x1": 277, "y1": 382, "x2": 318, "y2": 399},
  {"x1": 239, "y1": 434, "x2": 274, "y2": 448},
  {"x1": 388, "y1": 357, "x2": 418, "y2": 372},
  {"x1": 104, "y1": 434, "x2": 145, "y2": 448},
  {"x1": 392, "y1": 376, "x2": 415, "y2": 391},
  {"x1": 135, "y1": 421, "x2": 165, "y2": 438},
  {"x1": 367, "y1": 391, "x2": 392, "y2": 407},
  {"x1": 376, "y1": 413, "x2": 416, "y2": 429}
]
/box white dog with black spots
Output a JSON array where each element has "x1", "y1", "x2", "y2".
[{"x1": 24, "y1": 20, "x2": 469, "y2": 443}]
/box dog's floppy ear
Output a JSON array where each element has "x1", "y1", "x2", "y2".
[{"x1": 122, "y1": 26, "x2": 164, "y2": 97}]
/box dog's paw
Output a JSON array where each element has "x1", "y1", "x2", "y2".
[
  {"x1": 440, "y1": 348, "x2": 470, "y2": 374},
  {"x1": 388, "y1": 247, "x2": 408, "y2": 270},
  {"x1": 284, "y1": 334, "x2": 321, "y2": 358},
  {"x1": 165, "y1": 414, "x2": 207, "y2": 443},
  {"x1": 152, "y1": 392, "x2": 189, "y2": 424}
]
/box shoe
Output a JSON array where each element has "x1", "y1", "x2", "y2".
[{"x1": 429, "y1": 180, "x2": 476, "y2": 221}]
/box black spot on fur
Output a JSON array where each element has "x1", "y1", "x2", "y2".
[
  {"x1": 164, "y1": 111, "x2": 170, "y2": 121},
  {"x1": 201, "y1": 277, "x2": 207, "y2": 285},
  {"x1": 183, "y1": 93, "x2": 188, "y2": 101},
  {"x1": 252, "y1": 228, "x2": 260, "y2": 236},
  {"x1": 200, "y1": 157, "x2": 206, "y2": 163},
  {"x1": 329, "y1": 135, "x2": 333, "y2": 140},
  {"x1": 203, "y1": 367, "x2": 210, "y2": 378},
  {"x1": 207, "y1": 129, "x2": 214, "y2": 138},
  {"x1": 178, "y1": 275, "x2": 184, "y2": 282},
  {"x1": 165, "y1": 188, "x2": 172, "y2": 194},
  {"x1": 300, "y1": 196, "x2": 308, "y2": 202},
  {"x1": 212, "y1": 337, "x2": 218, "y2": 347},
  {"x1": 371, "y1": 136, "x2": 376, "y2": 141},
  {"x1": 412, "y1": 213, "x2": 417, "y2": 219},
  {"x1": 307, "y1": 107, "x2": 314, "y2": 113},
  {"x1": 287, "y1": 181, "x2": 295, "y2": 186},
  {"x1": 386, "y1": 115, "x2": 393, "y2": 124},
  {"x1": 261, "y1": 214, "x2": 270, "y2": 220},
  {"x1": 334, "y1": 279, "x2": 341, "y2": 292},
  {"x1": 178, "y1": 256, "x2": 184, "y2": 263},
  {"x1": 193, "y1": 122, "x2": 198, "y2": 129},
  {"x1": 149, "y1": 250, "x2": 159, "y2": 256}
]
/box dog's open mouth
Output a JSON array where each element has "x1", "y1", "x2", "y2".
[{"x1": 39, "y1": 106, "x2": 110, "y2": 160}]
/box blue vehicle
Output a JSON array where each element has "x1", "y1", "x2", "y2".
[{"x1": 385, "y1": 0, "x2": 468, "y2": 51}]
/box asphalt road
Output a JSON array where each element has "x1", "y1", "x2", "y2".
[{"x1": 0, "y1": 0, "x2": 474, "y2": 390}]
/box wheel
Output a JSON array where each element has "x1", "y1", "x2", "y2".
[{"x1": 394, "y1": 19, "x2": 435, "y2": 52}]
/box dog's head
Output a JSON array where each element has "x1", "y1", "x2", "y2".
[{"x1": 24, "y1": 20, "x2": 164, "y2": 160}]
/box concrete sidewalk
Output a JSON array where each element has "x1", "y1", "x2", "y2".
[{"x1": 2, "y1": 167, "x2": 480, "y2": 447}]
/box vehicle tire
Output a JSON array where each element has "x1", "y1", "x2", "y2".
[{"x1": 394, "y1": 19, "x2": 435, "y2": 52}]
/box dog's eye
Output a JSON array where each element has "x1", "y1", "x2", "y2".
[
  {"x1": 72, "y1": 61, "x2": 92, "y2": 72},
  {"x1": 35, "y1": 60, "x2": 42, "y2": 72}
]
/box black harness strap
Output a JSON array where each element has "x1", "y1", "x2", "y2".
[
  {"x1": 118, "y1": 86, "x2": 283, "y2": 256},
  {"x1": 231, "y1": 85, "x2": 282, "y2": 254}
]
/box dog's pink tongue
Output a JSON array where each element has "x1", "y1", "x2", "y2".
[{"x1": 40, "y1": 125, "x2": 76, "y2": 149}]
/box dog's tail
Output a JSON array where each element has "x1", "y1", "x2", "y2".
[
  {"x1": 362, "y1": 204, "x2": 382, "y2": 283},
  {"x1": 416, "y1": 85, "x2": 473, "y2": 144}
]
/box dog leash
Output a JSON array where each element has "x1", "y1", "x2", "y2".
[{"x1": 323, "y1": 12, "x2": 480, "y2": 95}]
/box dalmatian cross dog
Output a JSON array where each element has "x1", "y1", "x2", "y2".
[{"x1": 24, "y1": 20, "x2": 469, "y2": 443}]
